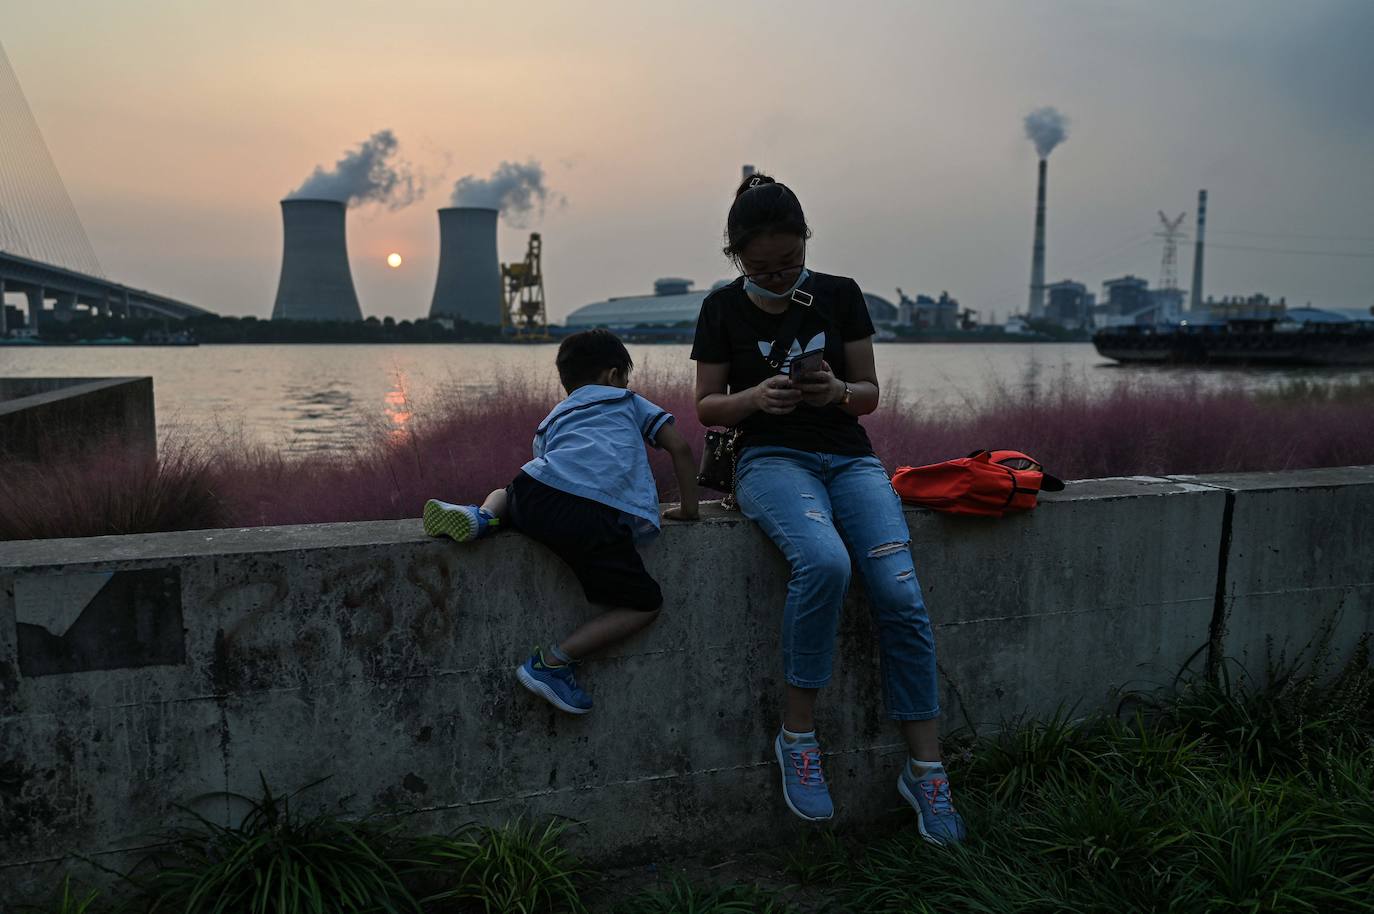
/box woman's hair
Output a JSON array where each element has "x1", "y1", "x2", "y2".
[
  {"x1": 555, "y1": 328, "x2": 634, "y2": 393},
  {"x1": 722, "y1": 173, "x2": 812, "y2": 259}
]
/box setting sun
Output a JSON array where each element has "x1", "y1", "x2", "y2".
[{"x1": 386, "y1": 252, "x2": 402, "y2": 268}]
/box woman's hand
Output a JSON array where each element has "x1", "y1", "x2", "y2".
[
  {"x1": 797, "y1": 360, "x2": 845, "y2": 408},
  {"x1": 753, "y1": 374, "x2": 803, "y2": 415}
]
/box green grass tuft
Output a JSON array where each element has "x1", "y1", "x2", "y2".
[
  {"x1": 19, "y1": 877, "x2": 103, "y2": 914},
  {"x1": 404, "y1": 817, "x2": 590, "y2": 914},
  {"x1": 118, "y1": 775, "x2": 420, "y2": 914},
  {"x1": 611, "y1": 875, "x2": 799, "y2": 914}
]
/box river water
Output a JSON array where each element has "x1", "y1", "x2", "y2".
[{"x1": 2, "y1": 342, "x2": 1370, "y2": 452}]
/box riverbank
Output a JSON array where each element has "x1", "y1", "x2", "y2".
[{"x1": 4, "y1": 372, "x2": 1374, "y2": 541}]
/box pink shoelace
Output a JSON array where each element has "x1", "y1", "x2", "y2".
[
  {"x1": 920, "y1": 776, "x2": 956, "y2": 815},
  {"x1": 789, "y1": 747, "x2": 825, "y2": 787}
]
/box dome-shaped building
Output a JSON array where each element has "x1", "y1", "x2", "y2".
[
  {"x1": 564, "y1": 278, "x2": 711, "y2": 331},
  {"x1": 566, "y1": 278, "x2": 898, "y2": 337},
  {"x1": 863, "y1": 292, "x2": 897, "y2": 324}
]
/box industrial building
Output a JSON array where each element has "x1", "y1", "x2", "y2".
[
  {"x1": 1044, "y1": 280, "x2": 1095, "y2": 330},
  {"x1": 1091, "y1": 275, "x2": 1156, "y2": 326},
  {"x1": 270, "y1": 199, "x2": 364, "y2": 321},
  {"x1": 1089, "y1": 275, "x2": 1192, "y2": 327},
  {"x1": 1204, "y1": 294, "x2": 1288, "y2": 321},
  {"x1": 896, "y1": 290, "x2": 958, "y2": 330}
]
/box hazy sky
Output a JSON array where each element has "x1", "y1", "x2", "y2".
[{"x1": 6, "y1": 0, "x2": 1373, "y2": 321}]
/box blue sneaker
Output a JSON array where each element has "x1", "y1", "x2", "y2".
[
  {"x1": 516, "y1": 650, "x2": 592, "y2": 715},
  {"x1": 423, "y1": 500, "x2": 497, "y2": 542},
  {"x1": 774, "y1": 731, "x2": 834, "y2": 822},
  {"x1": 898, "y1": 763, "x2": 967, "y2": 846}
]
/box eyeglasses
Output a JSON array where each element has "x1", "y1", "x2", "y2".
[{"x1": 742, "y1": 262, "x2": 806, "y2": 284}]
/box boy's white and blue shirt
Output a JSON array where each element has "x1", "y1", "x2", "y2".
[{"x1": 521, "y1": 385, "x2": 674, "y2": 539}]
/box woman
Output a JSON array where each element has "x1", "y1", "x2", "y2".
[{"x1": 690, "y1": 174, "x2": 965, "y2": 846}]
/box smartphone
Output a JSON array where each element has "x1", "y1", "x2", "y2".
[{"x1": 788, "y1": 348, "x2": 825, "y2": 381}]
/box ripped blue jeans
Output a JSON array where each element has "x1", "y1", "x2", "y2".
[{"x1": 734, "y1": 445, "x2": 940, "y2": 721}]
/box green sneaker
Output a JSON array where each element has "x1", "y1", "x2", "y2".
[{"x1": 422, "y1": 499, "x2": 497, "y2": 541}]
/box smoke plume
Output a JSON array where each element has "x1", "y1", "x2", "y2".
[
  {"x1": 289, "y1": 129, "x2": 420, "y2": 209},
  {"x1": 1024, "y1": 107, "x2": 1070, "y2": 159},
  {"x1": 449, "y1": 160, "x2": 553, "y2": 224}
]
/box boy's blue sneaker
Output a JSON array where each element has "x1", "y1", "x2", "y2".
[
  {"x1": 774, "y1": 731, "x2": 834, "y2": 822},
  {"x1": 898, "y1": 763, "x2": 967, "y2": 846},
  {"x1": 423, "y1": 500, "x2": 497, "y2": 542},
  {"x1": 516, "y1": 651, "x2": 592, "y2": 715}
]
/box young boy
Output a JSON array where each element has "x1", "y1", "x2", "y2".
[{"x1": 422, "y1": 328, "x2": 699, "y2": 714}]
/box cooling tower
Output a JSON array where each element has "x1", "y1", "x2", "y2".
[
  {"x1": 271, "y1": 199, "x2": 363, "y2": 321},
  {"x1": 429, "y1": 207, "x2": 502, "y2": 325},
  {"x1": 1189, "y1": 189, "x2": 1208, "y2": 313},
  {"x1": 1027, "y1": 158, "x2": 1048, "y2": 319}
]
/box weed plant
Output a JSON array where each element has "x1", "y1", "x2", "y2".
[
  {"x1": 115, "y1": 777, "x2": 421, "y2": 914},
  {"x1": 402, "y1": 818, "x2": 589, "y2": 914},
  {"x1": 609, "y1": 875, "x2": 798, "y2": 914},
  {"x1": 775, "y1": 830, "x2": 851, "y2": 888},
  {"x1": 21, "y1": 878, "x2": 102, "y2": 914}
]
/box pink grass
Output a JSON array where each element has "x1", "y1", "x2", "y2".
[
  {"x1": 865, "y1": 375, "x2": 1374, "y2": 480},
  {"x1": 4, "y1": 371, "x2": 1373, "y2": 541},
  {"x1": 0, "y1": 439, "x2": 224, "y2": 540}
]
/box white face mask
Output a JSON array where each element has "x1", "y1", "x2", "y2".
[{"x1": 743, "y1": 268, "x2": 811, "y2": 301}]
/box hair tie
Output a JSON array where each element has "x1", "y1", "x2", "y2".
[{"x1": 748, "y1": 176, "x2": 762, "y2": 188}]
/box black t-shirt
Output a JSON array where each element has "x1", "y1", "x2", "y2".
[{"x1": 690, "y1": 271, "x2": 876, "y2": 456}]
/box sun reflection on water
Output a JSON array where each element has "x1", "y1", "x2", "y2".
[{"x1": 383, "y1": 375, "x2": 413, "y2": 442}]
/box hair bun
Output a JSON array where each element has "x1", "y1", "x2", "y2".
[{"x1": 734, "y1": 173, "x2": 777, "y2": 199}]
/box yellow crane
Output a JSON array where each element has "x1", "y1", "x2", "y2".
[{"x1": 500, "y1": 233, "x2": 551, "y2": 341}]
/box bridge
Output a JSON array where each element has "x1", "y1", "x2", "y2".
[
  {"x1": 0, "y1": 251, "x2": 212, "y2": 332},
  {"x1": 0, "y1": 41, "x2": 211, "y2": 336}
]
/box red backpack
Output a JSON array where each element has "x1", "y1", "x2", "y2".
[{"x1": 891, "y1": 450, "x2": 1065, "y2": 518}]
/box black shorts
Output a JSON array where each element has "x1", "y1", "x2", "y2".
[{"x1": 505, "y1": 472, "x2": 663, "y2": 611}]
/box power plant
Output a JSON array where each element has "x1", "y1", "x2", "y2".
[
  {"x1": 429, "y1": 206, "x2": 503, "y2": 325},
  {"x1": 270, "y1": 198, "x2": 363, "y2": 321}
]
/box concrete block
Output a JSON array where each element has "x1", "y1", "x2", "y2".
[
  {"x1": 0, "y1": 377, "x2": 155, "y2": 463},
  {"x1": 1172, "y1": 466, "x2": 1374, "y2": 678},
  {"x1": 914, "y1": 476, "x2": 1226, "y2": 728}
]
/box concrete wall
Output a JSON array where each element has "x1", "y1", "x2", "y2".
[
  {"x1": 0, "y1": 377, "x2": 155, "y2": 463},
  {"x1": 1177, "y1": 467, "x2": 1374, "y2": 677},
  {"x1": 1, "y1": 467, "x2": 1370, "y2": 905}
]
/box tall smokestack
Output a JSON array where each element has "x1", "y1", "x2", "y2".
[
  {"x1": 271, "y1": 199, "x2": 363, "y2": 321},
  {"x1": 429, "y1": 207, "x2": 502, "y2": 325},
  {"x1": 1022, "y1": 107, "x2": 1067, "y2": 319},
  {"x1": 1189, "y1": 189, "x2": 1207, "y2": 313},
  {"x1": 1028, "y1": 158, "x2": 1048, "y2": 318}
]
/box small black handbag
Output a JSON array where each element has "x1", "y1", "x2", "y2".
[
  {"x1": 697, "y1": 426, "x2": 742, "y2": 496},
  {"x1": 696, "y1": 284, "x2": 814, "y2": 509}
]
